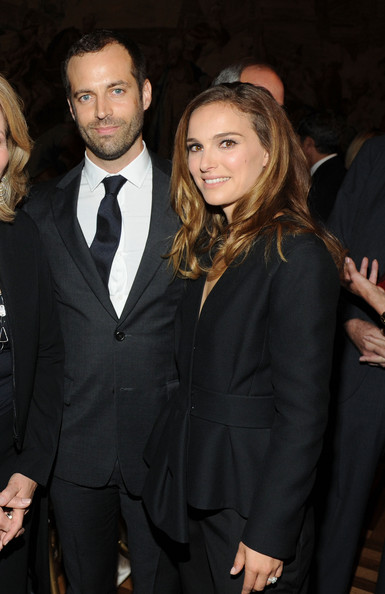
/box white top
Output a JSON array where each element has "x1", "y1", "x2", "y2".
[{"x1": 77, "y1": 142, "x2": 153, "y2": 317}]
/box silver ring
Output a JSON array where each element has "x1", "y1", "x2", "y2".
[{"x1": 267, "y1": 576, "x2": 278, "y2": 584}]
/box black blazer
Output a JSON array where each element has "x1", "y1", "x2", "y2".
[
  {"x1": 328, "y1": 135, "x2": 385, "y2": 402},
  {"x1": 0, "y1": 210, "x2": 63, "y2": 487},
  {"x1": 143, "y1": 232, "x2": 340, "y2": 560},
  {"x1": 309, "y1": 155, "x2": 346, "y2": 223},
  {"x1": 24, "y1": 153, "x2": 183, "y2": 494}
]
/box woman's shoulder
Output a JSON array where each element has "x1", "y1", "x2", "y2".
[
  {"x1": 249, "y1": 228, "x2": 339, "y2": 286},
  {"x1": 281, "y1": 229, "x2": 330, "y2": 255},
  {"x1": 0, "y1": 209, "x2": 41, "y2": 247},
  {"x1": 252, "y1": 225, "x2": 334, "y2": 261}
]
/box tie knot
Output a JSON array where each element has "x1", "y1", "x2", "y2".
[{"x1": 103, "y1": 175, "x2": 127, "y2": 197}]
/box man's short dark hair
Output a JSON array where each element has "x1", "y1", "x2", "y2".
[
  {"x1": 297, "y1": 111, "x2": 343, "y2": 155},
  {"x1": 62, "y1": 29, "x2": 147, "y2": 98}
]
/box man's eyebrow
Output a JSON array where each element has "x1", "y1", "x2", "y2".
[
  {"x1": 107, "y1": 80, "x2": 130, "y2": 88},
  {"x1": 73, "y1": 88, "x2": 93, "y2": 99},
  {"x1": 73, "y1": 80, "x2": 130, "y2": 98}
]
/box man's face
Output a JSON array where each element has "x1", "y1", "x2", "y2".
[
  {"x1": 67, "y1": 42, "x2": 152, "y2": 171},
  {"x1": 240, "y1": 66, "x2": 284, "y2": 106}
]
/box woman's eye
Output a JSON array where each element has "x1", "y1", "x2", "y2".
[
  {"x1": 221, "y1": 139, "x2": 236, "y2": 148},
  {"x1": 187, "y1": 144, "x2": 202, "y2": 152}
]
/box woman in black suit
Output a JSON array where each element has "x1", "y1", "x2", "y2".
[
  {"x1": 143, "y1": 83, "x2": 344, "y2": 593},
  {"x1": 0, "y1": 74, "x2": 63, "y2": 593}
]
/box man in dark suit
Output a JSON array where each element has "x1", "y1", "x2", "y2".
[
  {"x1": 297, "y1": 110, "x2": 346, "y2": 223},
  {"x1": 312, "y1": 135, "x2": 385, "y2": 594},
  {"x1": 25, "y1": 29, "x2": 182, "y2": 594}
]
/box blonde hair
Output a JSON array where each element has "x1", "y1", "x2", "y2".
[
  {"x1": 0, "y1": 74, "x2": 32, "y2": 221},
  {"x1": 170, "y1": 83, "x2": 344, "y2": 279}
]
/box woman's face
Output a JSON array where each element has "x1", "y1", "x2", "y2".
[
  {"x1": 187, "y1": 102, "x2": 269, "y2": 222},
  {"x1": 0, "y1": 110, "x2": 9, "y2": 179}
]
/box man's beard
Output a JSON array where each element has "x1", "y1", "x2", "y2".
[{"x1": 75, "y1": 110, "x2": 144, "y2": 161}]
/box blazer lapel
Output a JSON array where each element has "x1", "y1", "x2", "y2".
[
  {"x1": 51, "y1": 162, "x2": 118, "y2": 320},
  {"x1": 119, "y1": 155, "x2": 177, "y2": 320}
]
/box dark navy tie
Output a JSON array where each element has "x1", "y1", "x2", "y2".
[{"x1": 90, "y1": 175, "x2": 126, "y2": 287}]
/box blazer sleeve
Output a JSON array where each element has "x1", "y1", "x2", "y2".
[
  {"x1": 242, "y1": 237, "x2": 340, "y2": 559},
  {"x1": 13, "y1": 226, "x2": 64, "y2": 487}
]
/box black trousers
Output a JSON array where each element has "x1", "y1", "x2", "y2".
[
  {"x1": 50, "y1": 460, "x2": 181, "y2": 594},
  {"x1": 312, "y1": 384, "x2": 385, "y2": 594},
  {"x1": 177, "y1": 506, "x2": 313, "y2": 594}
]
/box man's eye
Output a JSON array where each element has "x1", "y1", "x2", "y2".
[
  {"x1": 79, "y1": 94, "x2": 91, "y2": 103},
  {"x1": 112, "y1": 88, "x2": 124, "y2": 95}
]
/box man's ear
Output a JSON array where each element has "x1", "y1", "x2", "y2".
[
  {"x1": 301, "y1": 136, "x2": 315, "y2": 160},
  {"x1": 303, "y1": 136, "x2": 315, "y2": 151},
  {"x1": 142, "y1": 79, "x2": 152, "y2": 112}
]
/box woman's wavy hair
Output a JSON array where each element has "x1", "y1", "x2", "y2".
[
  {"x1": 170, "y1": 83, "x2": 344, "y2": 278},
  {"x1": 0, "y1": 74, "x2": 32, "y2": 222}
]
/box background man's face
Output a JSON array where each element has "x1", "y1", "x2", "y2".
[{"x1": 240, "y1": 66, "x2": 284, "y2": 106}]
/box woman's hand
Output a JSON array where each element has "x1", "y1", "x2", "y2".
[
  {"x1": 359, "y1": 333, "x2": 385, "y2": 366},
  {"x1": 230, "y1": 541, "x2": 283, "y2": 593},
  {"x1": 344, "y1": 257, "x2": 385, "y2": 313},
  {"x1": 0, "y1": 473, "x2": 37, "y2": 549}
]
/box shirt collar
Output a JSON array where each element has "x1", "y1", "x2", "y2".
[
  {"x1": 83, "y1": 141, "x2": 151, "y2": 191},
  {"x1": 310, "y1": 153, "x2": 338, "y2": 176}
]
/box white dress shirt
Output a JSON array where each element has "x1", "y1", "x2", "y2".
[{"x1": 77, "y1": 142, "x2": 153, "y2": 317}]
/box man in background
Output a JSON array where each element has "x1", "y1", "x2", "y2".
[
  {"x1": 312, "y1": 134, "x2": 385, "y2": 594},
  {"x1": 297, "y1": 110, "x2": 346, "y2": 223},
  {"x1": 212, "y1": 58, "x2": 285, "y2": 105}
]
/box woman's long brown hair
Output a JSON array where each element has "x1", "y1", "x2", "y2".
[{"x1": 169, "y1": 83, "x2": 344, "y2": 279}]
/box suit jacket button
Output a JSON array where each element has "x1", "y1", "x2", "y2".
[{"x1": 115, "y1": 331, "x2": 125, "y2": 341}]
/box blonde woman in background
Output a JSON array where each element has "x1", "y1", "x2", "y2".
[{"x1": 0, "y1": 74, "x2": 63, "y2": 593}]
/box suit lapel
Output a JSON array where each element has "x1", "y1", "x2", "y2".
[
  {"x1": 51, "y1": 162, "x2": 118, "y2": 320},
  {"x1": 119, "y1": 155, "x2": 176, "y2": 320}
]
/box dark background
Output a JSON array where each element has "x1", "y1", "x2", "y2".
[{"x1": 0, "y1": 0, "x2": 384, "y2": 166}]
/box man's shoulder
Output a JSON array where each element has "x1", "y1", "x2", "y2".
[
  {"x1": 25, "y1": 161, "x2": 84, "y2": 213},
  {"x1": 352, "y1": 134, "x2": 385, "y2": 168},
  {"x1": 31, "y1": 161, "x2": 84, "y2": 195},
  {"x1": 149, "y1": 151, "x2": 172, "y2": 178},
  {"x1": 320, "y1": 154, "x2": 345, "y2": 171},
  {"x1": 364, "y1": 134, "x2": 385, "y2": 152},
  {"x1": 314, "y1": 155, "x2": 345, "y2": 179}
]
